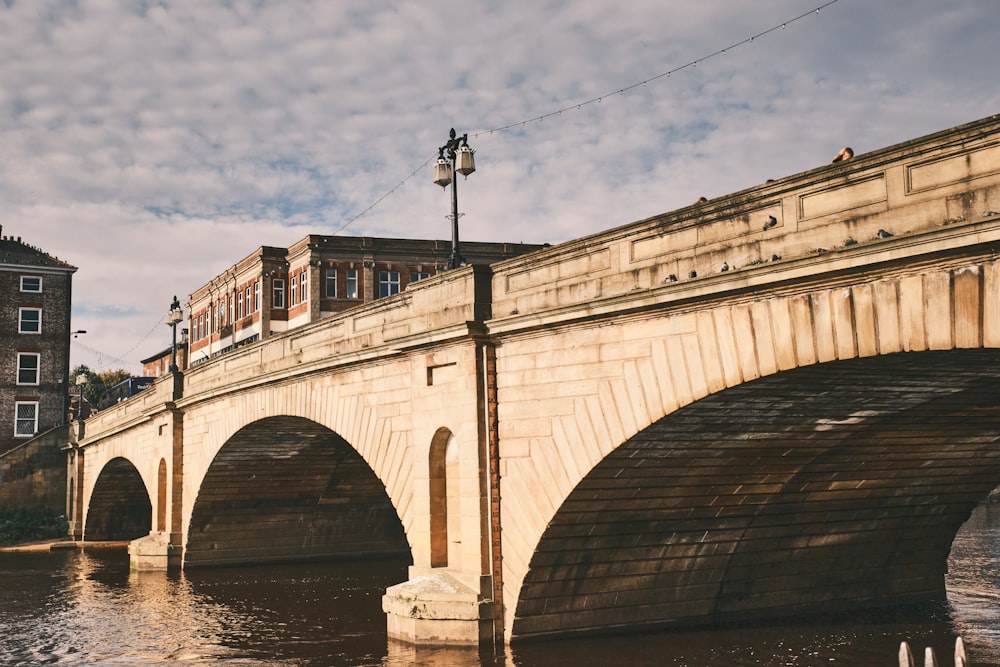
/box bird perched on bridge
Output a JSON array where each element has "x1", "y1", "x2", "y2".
[{"x1": 831, "y1": 146, "x2": 854, "y2": 163}]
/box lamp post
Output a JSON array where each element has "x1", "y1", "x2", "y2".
[
  {"x1": 75, "y1": 373, "x2": 87, "y2": 421},
  {"x1": 166, "y1": 295, "x2": 184, "y2": 373},
  {"x1": 66, "y1": 330, "x2": 86, "y2": 424},
  {"x1": 434, "y1": 128, "x2": 476, "y2": 270}
]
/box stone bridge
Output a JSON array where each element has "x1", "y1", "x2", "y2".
[{"x1": 67, "y1": 115, "x2": 1000, "y2": 646}]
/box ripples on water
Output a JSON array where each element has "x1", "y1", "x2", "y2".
[{"x1": 1, "y1": 502, "x2": 998, "y2": 666}]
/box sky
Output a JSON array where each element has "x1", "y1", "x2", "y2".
[{"x1": 2, "y1": 0, "x2": 997, "y2": 374}]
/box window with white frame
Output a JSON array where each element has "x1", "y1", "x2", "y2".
[
  {"x1": 20, "y1": 276, "x2": 42, "y2": 293},
  {"x1": 17, "y1": 352, "x2": 40, "y2": 385},
  {"x1": 237, "y1": 292, "x2": 244, "y2": 319},
  {"x1": 254, "y1": 281, "x2": 260, "y2": 311},
  {"x1": 289, "y1": 275, "x2": 298, "y2": 306},
  {"x1": 409, "y1": 271, "x2": 430, "y2": 284},
  {"x1": 346, "y1": 269, "x2": 358, "y2": 299},
  {"x1": 273, "y1": 279, "x2": 285, "y2": 308},
  {"x1": 15, "y1": 401, "x2": 39, "y2": 437},
  {"x1": 245, "y1": 286, "x2": 252, "y2": 313},
  {"x1": 379, "y1": 271, "x2": 401, "y2": 298},
  {"x1": 18, "y1": 308, "x2": 41, "y2": 334},
  {"x1": 299, "y1": 270, "x2": 307, "y2": 304}
]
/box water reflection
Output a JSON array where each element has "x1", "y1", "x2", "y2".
[{"x1": 1, "y1": 502, "x2": 997, "y2": 666}]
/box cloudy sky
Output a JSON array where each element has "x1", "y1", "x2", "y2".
[{"x1": 3, "y1": 0, "x2": 997, "y2": 373}]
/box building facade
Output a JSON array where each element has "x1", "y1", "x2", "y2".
[
  {"x1": 185, "y1": 235, "x2": 545, "y2": 366},
  {"x1": 0, "y1": 227, "x2": 77, "y2": 455}
]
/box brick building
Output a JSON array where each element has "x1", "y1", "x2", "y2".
[
  {"x1": 0, "y1": 227, "x2": 77, "y2": 455},
  {"x1": 185, "y1": 235, "x2": 545, "y2": 366},
  {"x1": 140, "y1": 336, "x2": 188, "y2": 378}
]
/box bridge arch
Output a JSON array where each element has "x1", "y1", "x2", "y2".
[
  {"x1": 501, "y1": 259, "x2": 1000, "y2": 640},
  {"x1": 184, "y1": 415, "x2": 411, "y2": 568},
  {"x1": 84, "y1": 456, "x2": 153, "y2": 541},
  {"x1": 512, "y1": 349, "x2": 1000, "y2": 637}
]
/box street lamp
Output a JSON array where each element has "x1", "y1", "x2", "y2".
[
  {"x1": 75, "y1": 374, "x2": 87, "y2": 421},
  {"x1": 434, "y1": 128, "x2": 476, "y2": 270},
  {"x1": 166, "y1": 295, "x2": 184, "y2": 373}
]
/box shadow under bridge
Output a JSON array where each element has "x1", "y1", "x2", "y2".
[
  {"x1": 185, "y1": 416, "x2": 410, "y2": 568},
  {"x1": 514, "y1": 349, "x2": 1000, "y2": 639}
]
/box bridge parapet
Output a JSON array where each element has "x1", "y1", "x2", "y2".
[
  {"x1": 489, "y1": 115, "x2": 1000, "y2": 330},
  {"x1": 79, "y1": 374, "x2": 178, "y2": 443},
  {"x1": 180, "y1": 264, "x2": 492, "y2": 400}
]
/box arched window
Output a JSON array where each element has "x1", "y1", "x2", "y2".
[
  {"x1": 157, "y1": 458, "x2": 168, "y2": 532},
  {"x1": 429, "y1": 428, "x2": 459, "y2": 567}
]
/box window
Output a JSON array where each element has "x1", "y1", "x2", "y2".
[
  {"x1": 379, "y1": 271, "x2": 401, "y2": 297},
  {"x1": 15, "y1": 401, "x2": 38, "y2": 437},
  {"x1": 346, "y1": 269, "x2": 358, "y2": 299},
  {"x1": 289, "y1": 275, "x2": 298, "y2": 306},
  {"x1": 199, "y1": 314, "x2": 205, "y2": 339},
  {"x1": 410, "y1": 271, "x2": 430, "y2": 284},
  {"x1": 229, "y1": 294, "x2": 235, "y2": 322},
  {"x1": 237, "y1": 292, "x2": 244, "y2": 319},
  {"x1": 299, "y1": 270, "x2": 307, "y2": 304},
  {"x1": 326, "y1": 270, "x2": 337, "y2": 298},
  {"x1": 254, "y1": 281, "x2": 260, "y2": 311},
  {"x1": 20, "y1": 276, "x2": 42, "y2": 292},
  {"x1": 18, "y1": 308, "x2": 41, "y2": 334},
  {"x1": 17, "y1": 352, "x2": 40, "y2": 385},
  {"x1": 273, "y1": 279, "x2": 285, "y2": 308},
  {"x1": 246, "y1": 286, "x2": 253, "y2": 313}
]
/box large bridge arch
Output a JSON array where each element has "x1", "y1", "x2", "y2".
[
  {"x1": 497, "y1": 258, "x2": 1000, "y2": 640},
  {"x1": 510, "y1": 349, "x2": 1000, "y2": 638},
  {"x1": 84, "y1": 456, "x2": 153, "y2": 541},
  {"x1": 184, "y1": 415, "x2": 410, "y2": 568}
]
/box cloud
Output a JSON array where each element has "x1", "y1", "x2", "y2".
[{"x1": 1, "y1": 0, "x2": 997, "y2": 372}]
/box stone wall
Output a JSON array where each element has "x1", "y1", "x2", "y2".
[{"x1": 0, "y1": 423, "x2": 69, "y2": 512}]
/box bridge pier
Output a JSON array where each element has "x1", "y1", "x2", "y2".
[
  {"x1": 128, "y1": 531, "x2": 181, "y2": 571},
  {"x1": 382, "y1": 569, "x2": 496, "y2": 646}
]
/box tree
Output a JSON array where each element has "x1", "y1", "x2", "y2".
[{"x1": 69, "y1": 365, "x2": 133, "y2": 409}]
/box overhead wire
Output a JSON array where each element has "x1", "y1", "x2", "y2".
[
  {"x1": 107, "y1": 1, "x2": 840, "y2": 365},
  {"x1": 73, "y1": 314, "x2": 166, "y2": 371},
  {"x1": 336, "y1": 0, "x2": 840, "y2": 233}
]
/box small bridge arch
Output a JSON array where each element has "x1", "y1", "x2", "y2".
[
  {"x1": 84, "y1": 456, "x2": 152, "y2": 541},
  {"x1": 185, "y1": 415, "x2": 411, "y2": 568}
]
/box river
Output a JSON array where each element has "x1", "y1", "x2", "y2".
[{"x1": 1, "y1": 501, "x2": 998, "y2": 666}]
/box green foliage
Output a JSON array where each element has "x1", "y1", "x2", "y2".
[{"x1": 0, "y1": 506, "x2": 68, "y2": 546}]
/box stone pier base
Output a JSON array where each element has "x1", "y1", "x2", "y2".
[
  {"x1": 128, "y1": 532, "x2": 174, "y2": 571},
  {"x1": 382, "y1": 571, "x2": 495, "y2": 646}
]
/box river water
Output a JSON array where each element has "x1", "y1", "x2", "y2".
[{"x1": 1, "y1": 502, "x2": 998, "y2": 667}]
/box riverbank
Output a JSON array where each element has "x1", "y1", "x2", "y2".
[{"x1": 0, "y1": 538, "x2": 128, "y2": 553}]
